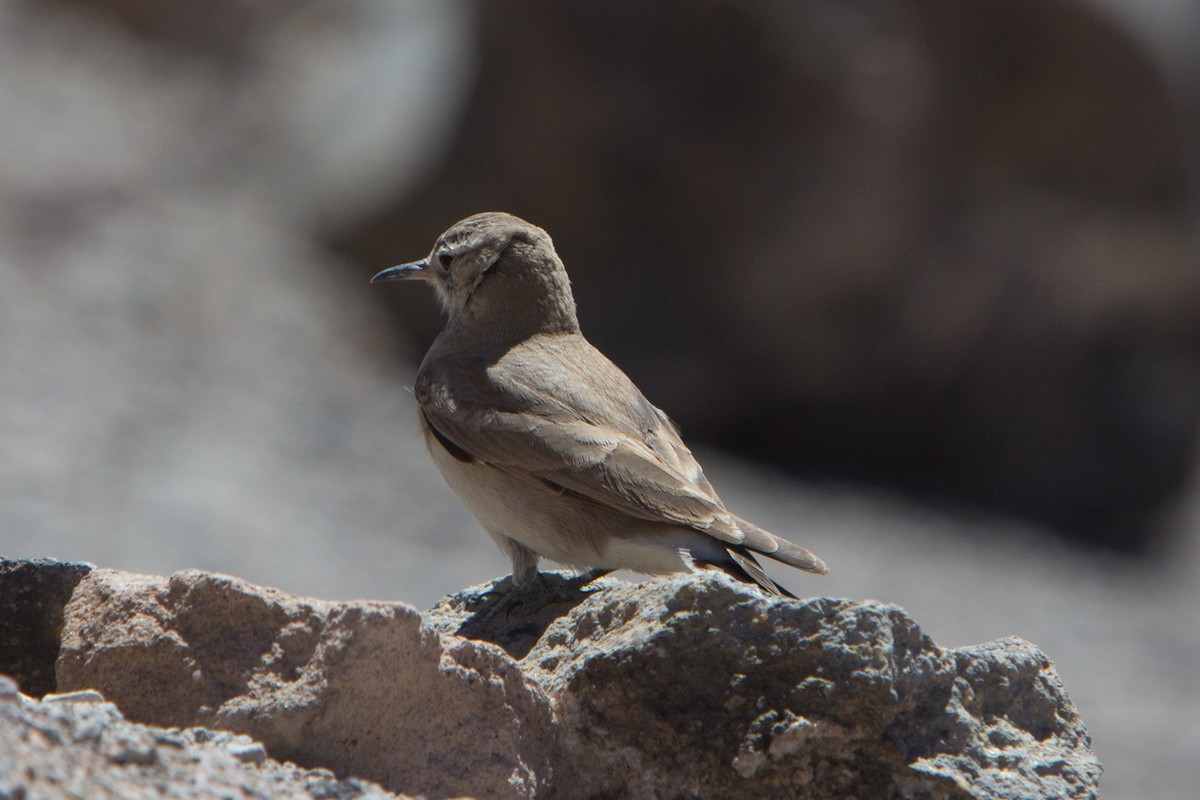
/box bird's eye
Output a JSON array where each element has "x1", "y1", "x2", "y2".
[{"x1": 437, "y1": 252, "x2": 453, "y2": 270}]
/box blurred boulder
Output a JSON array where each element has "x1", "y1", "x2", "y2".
[
  {"x1": 334, "y1": 0, "x2": 1200, "y2": 551},
  {"x1": 0, "y1": 0, "x2": 484, "y2": 599}
]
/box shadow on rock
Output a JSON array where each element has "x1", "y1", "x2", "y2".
[{"x1": 424, "y1": 570, "x2": 613, "y2": 659}]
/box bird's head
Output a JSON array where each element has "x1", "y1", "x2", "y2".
[{"x1": 372, "y1": 212, "x2": 579, "y2": 336}]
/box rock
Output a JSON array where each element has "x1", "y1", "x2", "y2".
[
  {"x1": 55, "y1": 566, "x2": 1101, "y2": 799},
  {"x1": 57, "y1": 568, "x2": 556, "y2": 800},
  {"x1": 522, "y1": 574, "x2": 1101, "y2": 799},
  {"x1": 424, "y1": 570, "x2": 624, "y2": 659},
  {"x1": 0, "y1": 674, "x2": 412, "y2": 800},
  {"x1": 0, "y1": 557, "x2": 92, "y2": 696}
]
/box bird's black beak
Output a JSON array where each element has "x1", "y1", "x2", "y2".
[{"x1": 370, "y1": 260, "x2": 429, "y2": 283}]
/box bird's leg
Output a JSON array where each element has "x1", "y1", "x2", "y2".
[
  {"x1": 508, "y1": 541, "x2": 541, "y2": 589},
  {"x1": 457, "y1": 540, "x2": 553, "y2": 647},
  {"x1": 466, "y1": 542, "x2": 607, "y2": 633},
  {"x1": 471, "y1": 538, "x2": 543, "y2": 610}
]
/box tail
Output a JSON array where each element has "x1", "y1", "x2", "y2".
[
  {"x1": 732, "y1": 515, "x2": 829, "y2": 575},
  {"x1": 721, "y1": 547, "x2": 798, "y2": 598},
  {"x1": 694, "y1": 517, "x2": 827, "y2": 599}
]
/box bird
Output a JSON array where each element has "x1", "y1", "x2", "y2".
[{"x1": 371, "y1": 212, "x2": 827, "y2": 597}]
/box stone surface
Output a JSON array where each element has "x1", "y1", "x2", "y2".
[
  {"x1": 0, "y1": 557, "x2": 93, "y2": 696},
  {"x1": 521, "y1": 574, "x2": 1100, "y2": 800},
  {"x1": 0, "y1": 674, "x2": 413, "y2": 800},
  {"x1": 424, "y1": 570, "x2": 623, "y2": 659},
  {"x1": 55, "y1": 566, "x2": 1100, "y2": 799},
  {"x1": 58, "y1": 568, "x2": 556, "y2": 800}
]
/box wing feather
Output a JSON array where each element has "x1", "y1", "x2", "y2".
[{"x1": 417, "y1": 335, "x2": 746, "y2": 544}]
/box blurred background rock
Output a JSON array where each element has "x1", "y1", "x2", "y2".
[{"x1": 1, "y1": 0, "x2": 1196, "y2": 796}]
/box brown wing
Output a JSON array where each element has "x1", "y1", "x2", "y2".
[{"x1": 416, "y1": 335, "x2": 748, "y2": 546}]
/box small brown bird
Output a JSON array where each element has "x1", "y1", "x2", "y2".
[{"x1": 372, "y1": 212, "x2": 827, "y2": 597}]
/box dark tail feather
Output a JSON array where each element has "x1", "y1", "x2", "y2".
[
  {"x1": 732, "y1": 515, "x2": 829, "y2": 575},
  {"x1": 712, "y1": 547, "x2": 797, "y2": 599}
]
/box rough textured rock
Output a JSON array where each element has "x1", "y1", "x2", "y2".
[
  {"x1": 425, "y1": 571, "x2": 624, "y2": 659},
  {"x1": 0, "y1": 557, "x2": 93, "y2": 696},
  {"x1": 0, "y1": 675, "x2": 413, "y2": 800},
  {"x1": 57, "y1": 568, "x2": 556, "y2": 800},
  {"x1": 522, "y1": 575, "x2": 1100, "y2": 799},
  {"x1": 55, "y1": 566, "x2": 1100, "y2": 799}
]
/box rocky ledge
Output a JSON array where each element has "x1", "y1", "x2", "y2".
[{"x1": 1, "y1": 558, "x2": 1101, "y2": 799}]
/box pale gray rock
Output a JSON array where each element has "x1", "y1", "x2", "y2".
[
  {"x1": 54, "y1": 565, "x2": 1100, "y2": 799},
  {"x1": 519, "y1": 573, "x2": 1100, "y2": 800},
  {"x1": 0, "y1": 674, "x2": 413, "y2": 800},
  {"x1": 57, "y1": 568, "x2": 556, "y2": 800}
]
